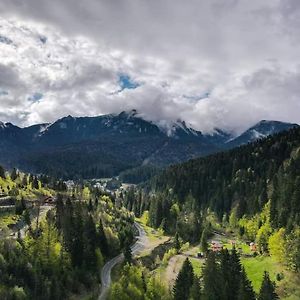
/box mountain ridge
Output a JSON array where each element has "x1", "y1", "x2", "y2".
[{"x1": 0, "y1": 110, "x2": 298, "y2": 178}]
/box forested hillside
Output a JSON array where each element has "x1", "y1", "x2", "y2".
[
  {"x1": 146, "y1": 127, "x2": 300, "y2": 225},
  {"x1": 128, "y1": 127, "x2": 300, "y2": 270},
  {"x1": 0, "y1": 166, "x2": 135, "y2": 299}
]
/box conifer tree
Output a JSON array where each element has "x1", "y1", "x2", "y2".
[
  {"x1": 190, "y1": 275, "x2": 201, "y2": 300},
  {"x1": 237, "y1": 268, "x2": 256, "y2": 300},
  {"x1": 173, "y1": 258, "x2": 194, "y2": 300},
  {"x1": 203, "y1": 252, "x2": 224, "y2": 300},
  {"x1": 10, "y1": 168, "x2": 18, "y2": 181},
  {"x1": 124, "y1": 243, "x2": 132, "y2": 265},
  {"x1": 0, "y1": 165, "x2": 5, "y2": 179},
  {"x1": 200, "y1": 228, "x2": 209, "y2": 254},
  {"x1": 230, "y1": 247, "x2": 243, "y2": 298},
  {"x1": 174, "y1": 232, "x2": 181, "y2": 253},
  {"x1": 258, "y1": 271, "x2": 279, "y2": 300},
  {"x1": 32, "y1": 176, "x2": 39, "y2": 189},
  {"x1": 98, "y1": 219, "x2": 108, "y2": 257}
]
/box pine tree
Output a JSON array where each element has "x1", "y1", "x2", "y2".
[
  {"x1": 203, "y1": 252, "x2": 224, "y2": 300},
  {"x1": 32, "y1": 176, "x2": 39, "y2": 189},
  {"x1": 84, "y1": 215, "x2": 98, "y2": 270},
  {"x1": 24, "y1": 208, "x2": 31, "y2": 226},
  {"x1": 124, "y1": 243, "x2": 132, "y2": 265},
  {"x1": 88, "y1": 198, "x2": 93, "y2": 211},
  {"x1": 98, "y1": 219, "x2": 108, "y2": 257},
  {"x1": 22, "y1": 174, "x2": 28, "y2": 186},
  {"x1": 258, "y1": 271, "x2": 279, "y2": 300},
  {"x1": 0, "y1": 165, "x2": 5, "y2": 179},
  {"x1": 190, "y1": 275, "x2": 201, "y2": 299},
  {"x1": 10, "y1": 168, "x2": 18, "y2": 181},
  {"x1": 230, "y1": 247, "x2": 243, "y2": 299},
  {"x1": 55, "y1": 194, "x2": 64, "y2": 231},
  {"x1": 174, "y1": 232, "x2": 181, "y2": 253},
  {"x1": 237, "y1": 268, "x2": 256, "y2": 300},
  {"x1": 173, "y1": 258, "x2": 194, "y2": 300},
  {"x1": 200, "y1": 228, "x2": 209, "y2": 254}
]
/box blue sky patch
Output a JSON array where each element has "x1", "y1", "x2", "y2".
[
  {"x1": 28, "y1": 92, "x2": 43, "y2": 102},
  {"x1": 183, "y1": 91, "x2": 210, "y2": 101},
  {"x1": 118, "y1": 74, "x2": 140, "y2": 92}
]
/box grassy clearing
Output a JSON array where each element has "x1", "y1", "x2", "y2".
[
  {"x1": 241, "y1": 256, "x2": 281, "y2": 292},
  {"x1": 242, "y1": 255, "x2": 300, "y2": 299}
]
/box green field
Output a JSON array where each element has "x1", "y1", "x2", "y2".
[{"x1": 242, "y1": 256, "x2": 280, "y2": 292}]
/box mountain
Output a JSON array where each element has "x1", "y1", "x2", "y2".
[
  {"x1": 226, "y1": 120, "x2": 299, "y2": 148},
  {"x1": 0, "y1": 111, "x2": 298, "y2": 179}
]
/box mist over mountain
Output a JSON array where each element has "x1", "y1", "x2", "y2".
[{"x1": 0, "y1": 110, "x2": 297, "y2": 179}]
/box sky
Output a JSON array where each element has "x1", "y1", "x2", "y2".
[{"x1": 0, "y1": 0, "x2": 300, "y2": 134}]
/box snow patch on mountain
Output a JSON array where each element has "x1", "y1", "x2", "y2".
[{"x1": 251, "y1": 129, "x2": 267, "y2": 139}]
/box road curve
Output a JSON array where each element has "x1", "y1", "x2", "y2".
[{"x1": 99, "y1": 222, "x2": 147, "y2": 300}]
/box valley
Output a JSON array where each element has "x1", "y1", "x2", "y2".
[
  {"x1": 2, "y1": 1, "x2": 300, "y2": 299},
  {"x1": 0, "y1": 121, "x2": 299, "y2": 300}
]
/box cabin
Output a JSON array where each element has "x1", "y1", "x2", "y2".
[
  {"x1": 211, "y1": 241, "x2": 223, "y2": 252},
  {"x1": 250, "y1": 242, "x2": 257, "y2": 252},
  {"x1": 44, "y1": 196, "x2": 56, "y2": 205}
]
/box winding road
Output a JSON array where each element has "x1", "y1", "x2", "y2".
[{"x1": 98, "y1": 222, "x2": 148, "y2": 300}]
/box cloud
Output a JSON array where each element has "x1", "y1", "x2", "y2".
[{"x1": 0, "y1": 1, "x2": 299, "y2": 134}]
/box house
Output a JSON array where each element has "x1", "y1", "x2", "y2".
[
  {"x1": 211, "y1": 241, "x2": 223, "y2": 252},
  {"x1": 44, "y1": 196, "x2": 56, "y2": 205},
  {"x1": 250, "y1": 242, "x2": 257, "y2": 252}
]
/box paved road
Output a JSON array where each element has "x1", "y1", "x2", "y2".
[{"x1": 99, "y1": 222, "x2": 147, "y2": 300}]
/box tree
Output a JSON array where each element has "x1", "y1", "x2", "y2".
[
  {"x1": 109, "y1": 265, "x2": 145, "y2": 300},
  {"x1": 124, "y1": 243, "x2": 132, "y2": 265},
  {"x1": 98, "y1": 219, "x2": 108, "y2": 257},
  {"x1": 268, "y1": 228, "x2": 286, "y2": 263},
  {"x1": 145, "y1": 276, "x2": 171, "y2": 300},
  {"x1": 200, "y1": 228, "x2": 209, "y2": 254},
  {"x1": 285, "y1": 226, "x2": 300, "y2": 271},
  {"x1": 237, "y1": 268, "x2": 256, "y2": 300},
  {"x1": 173, "y1": 258, "x2": 194, "y2": 300},
  {"x1": 190, "y1": 275, "x2": 201, "y2": 300},
  {"x1": 258, "y1": 271, "x2": 279, "y2": 300},
  {"x1": 24, "y1": 209, "x2": 31, "y2": 227},
  {"x1": 32, "y1": 176, "x2": 39, "y2": 189},
  {"x1": 174, "y1": 232, "x2": 181, "y2": 253},
  {"x1": 83, "y1": 215, "x2": 98, "y2": 270},
  {"x1": 0, "y1": 165, "x2": 5, "y2": 179},
  {"x1": 202, "y1": 252, "x2": 224, "y2": 300},
  {"x1": 22, "y1": 174, "x2": 28, "y2": 186},
  {"x1": 55, "y1": 194, "x2": 64, "y2": 231},
  {"x1": 10, "y1": 168, "x2": 18, "y2": 181}
]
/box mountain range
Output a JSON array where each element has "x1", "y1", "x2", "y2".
[{"x1": 0, "y1": 110, "x2": 298, "y2": 179}]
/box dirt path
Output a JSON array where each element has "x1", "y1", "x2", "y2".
[{"x1": 164, "y1": 232, "x2": 226, "y2": 288}]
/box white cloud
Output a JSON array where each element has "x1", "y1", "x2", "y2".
[{"x1": 0, "y1": 0, "x2": 299, "y2": 133}]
